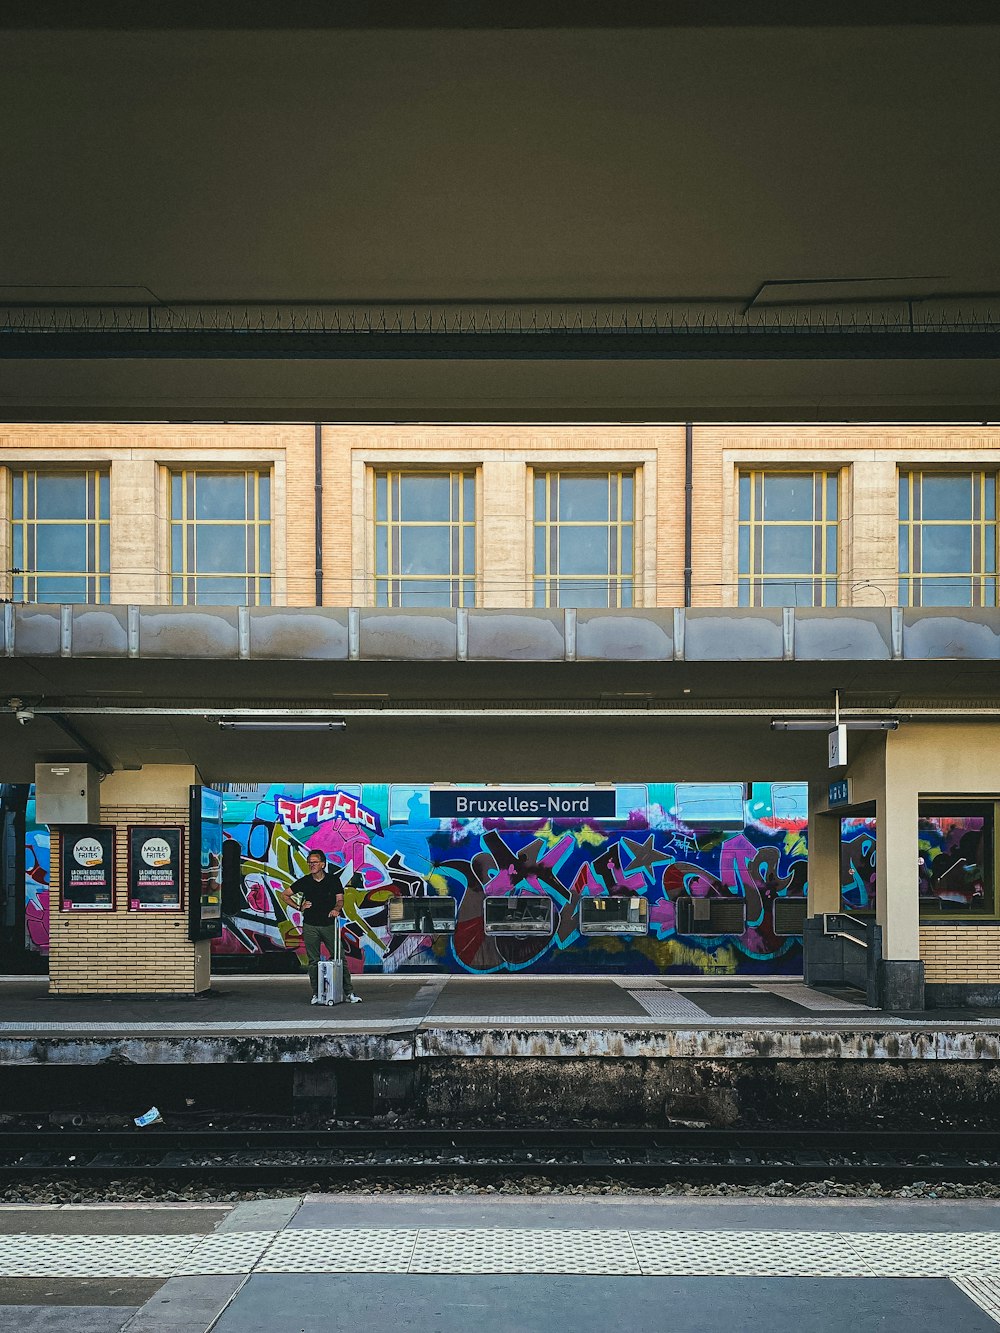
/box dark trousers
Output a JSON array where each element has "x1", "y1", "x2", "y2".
[{"x1": 302, "y1": 923, "x2": 355, "y2": 997}]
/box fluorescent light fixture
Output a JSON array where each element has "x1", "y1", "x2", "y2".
[
  {"x1": 770, "y1": 719, "x2": 899, "y2": 731},
  {"x1": 217, "y1": 718, "x2": 347, "y2": 732}
]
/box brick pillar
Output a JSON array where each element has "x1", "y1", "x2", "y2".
[{"x1": 48, "y1": 765, "x2": 210, "y2": 995}]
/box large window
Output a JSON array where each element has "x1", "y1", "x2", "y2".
[
  {"x1": 374, "y1": 471, "x2": 476, "y2": 607},
  {"x1": 170, "y1": 471, "x2": 271, "y2": 606},
  {"x1": 10, "y1": 469, "x2": 110, "y2": 603},
  {"x1": 841, "y1": 804, "x2": 996, "y2": 917},
  {"x1": 898, "y1": 472, "x2": 997, "y2": 607},
  {"x1": 738, "y1": 471, "x2": 838, "y2": 607},
  {"x1": 533, "y1": 471, "x2": 634, "y2": 608}
]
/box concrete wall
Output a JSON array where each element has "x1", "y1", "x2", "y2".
[{"x1": 4, "y1": 422, "x2": 1000, "y2": 610}]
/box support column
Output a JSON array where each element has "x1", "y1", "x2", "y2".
[
  {"x1": 848, "y1": 730, "x2": 923, "y2": 1008},
  {"x1": 0, "y1": 471, "x2": 10, "y2": 600},
  {"x1": 481, "y1": 457, "x2": 527, "y2": 607},
  {"x1": 49, "y1": 765, "x2": 210, "y2": 995},
  {"x1": 803, "y1": 781, "x2": 844, "y2": 984},
  {"x1": 875, "y1": 740, "x2": 924, "y2": 1007},
  {"x1": 844, "y1": 456, "x2": 897, "y2": 607},
  {"x1": 109, "y1": 458, "x2": 160, "y2": 603}
]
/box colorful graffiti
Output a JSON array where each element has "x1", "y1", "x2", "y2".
[
  {"x1": 17, "y1": 785, "x2": 989, "y2": 971},
  {"x1": 840, "y1": 810, "x2": 992, "y2": 914},
  {"x1": 211, "y1": 783, "x2": 811, "y2": 976},
  {"x1": 23, "y1": 795, "x2": 50, "y2": 954}
]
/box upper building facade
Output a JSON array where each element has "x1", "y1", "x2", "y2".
[{"x1": 1, "y1": 422, "x2": 998, "y2": 611}]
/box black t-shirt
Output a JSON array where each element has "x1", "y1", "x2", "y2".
[{"x1": 291, "y1": 870, "x2": 344, "y2": 927}]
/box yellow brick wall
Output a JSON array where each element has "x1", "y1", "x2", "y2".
[
  {"x1": 326, "y1": 423, "x2": 682, "y2": 607},
  {"x1": 0, "y1": 422, "x2": 315, "y2": 605},
  {"x1": 4, "y1": 420, "x2": 1000, "y2": 609},
  {"x1": 690, "y1": 424, "x2": 1000, "y2": 608},
  {"x1": 49, "y1": 804, "x2": 207, "y2": 994},
  {"x1": 920, "y1": 925, "x2": 1000, "y2": 984}
]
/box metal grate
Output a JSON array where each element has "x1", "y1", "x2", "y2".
[
  {"x1": 772, "y1": 899, "x2": 809, "y2": 936},
  {"x1": 674, "y1": 897, "x2": 747, "y2": 936},
  {"x1": 4, "y1": 295, "x2": 1000, "y2": 336}
]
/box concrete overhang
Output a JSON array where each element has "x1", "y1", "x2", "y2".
[{"x1": 2, "y1": 604, "x2": 999, "y2": 782}]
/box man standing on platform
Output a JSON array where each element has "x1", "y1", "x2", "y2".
[{"x1": 282, "y1": 849, "x2": 362, "y2": 1005}]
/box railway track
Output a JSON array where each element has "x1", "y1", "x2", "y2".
[{"x1": 2, "y1": 1128, "x2": 999, "y2": 1186}]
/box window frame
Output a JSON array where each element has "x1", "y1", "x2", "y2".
[
  {"x1": 840, "y1": 799, "x2": 1000, "y2": 922},
  {"x1": 737, "y1": 468, "x2": 840, "y2": 608},
  {"x1": 8, "y1": 467, "x2": 111, "y2": 604},
  {"x1": 898, "y1": 469, "x2": 998, "y2": 608},
  {"x1": 168, "y1": 467, "x2": 273, "y2": 607},
  {"x1": 916, "y1": 799, "x2": 997, "y2": 920},
  {"x1": 531, "y1": 468, "x2": 637, "y2": 609},
  {"x1": 371, "y1": 467, "x2": 478, "y2": 609}
]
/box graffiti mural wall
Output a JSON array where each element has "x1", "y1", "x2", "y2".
[
  {"x1": 16, "y1": 786, "x2": 992, "y2": 970},
  {"x1": 213, "y1": 782, "x2": 811, "y2": 976},
  {"x1": 23, "y1": 793, "x2": 50, "y2": 955}
]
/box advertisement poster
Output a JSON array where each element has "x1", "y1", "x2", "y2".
[
  {"x1": 128, "y1": 826, "x2": 183, "y2": 911},
  {"x1": 60, "y1": 826, "x2": 115, "y2": 911}
]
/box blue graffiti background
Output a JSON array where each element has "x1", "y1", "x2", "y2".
[
  {"x1": 215, "y1": 782, "x2": 811, "y2": 975},
  {"x1": 18, "y1": 786, "x2": 985, "y2": 970}
]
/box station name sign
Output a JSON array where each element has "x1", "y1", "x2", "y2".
[{"x1": 428, "y1": 788, "x2": 617, "y2": 819}]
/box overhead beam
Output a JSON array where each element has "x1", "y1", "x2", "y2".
[
  {"x1": 4, "y1": 330, "x2": 1000, "y2": 361},
  {"x1": 5, "y1": 0, "x2": 998, "y2": 28}
]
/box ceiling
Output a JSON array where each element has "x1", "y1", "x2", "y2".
[
  {"x1": 1, "y1": 13, "x2": 998, "y2": 420},
  {"x1": 0, "y1": 653, "x2": 994, "y2": 782}
]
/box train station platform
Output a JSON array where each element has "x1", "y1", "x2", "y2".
[
  {"x1": 0, "y1": 970, "x2": 997, "y2": 1039},
  {"x1": 1, "y1": 973, "x2": 998, "y2": 1060},
  {"x1": 2, "y1": 1194, "x2": 1000, "y2": 1333},
  {"x1": 3, "y1": 975, "x2": 998, "y2": 1130}
]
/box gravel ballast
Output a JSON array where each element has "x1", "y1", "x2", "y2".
[{"x1": 3, "y1": 1175, "x2": 1000, "y2": 1205}]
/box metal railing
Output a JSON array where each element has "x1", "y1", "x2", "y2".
[{"x1": 822, "y1": 912, "x2": 870, "y2": 948}]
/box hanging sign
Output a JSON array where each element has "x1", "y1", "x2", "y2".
[
  {"x1": 128, "y1": 825, "x2": 184, "y2": 911},
  {"x1": 828, "y1": 724, "x2": 848, "y2": 768},
  {"x1": 60, "y1": 826, "x2": 115, "y2": 911},
  {"x1": 428, "y1": 788, "x2": 618, "y2": 819}
]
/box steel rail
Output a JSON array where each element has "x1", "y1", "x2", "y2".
[
  {"x1": 2, "y1": 1128, "x2": 998, "y2": 1187},
  {"x1": 3, "y1": 1129, "x2": 999, "y2": 1149}
]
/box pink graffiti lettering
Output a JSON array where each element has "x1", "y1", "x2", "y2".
[{"x1": 275, "y1": 790, "x2": 381, "y2": 835}]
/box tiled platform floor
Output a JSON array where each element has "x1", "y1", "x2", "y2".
[{"x1": 2, "y1": 1198, "x2": 999, "y2": 1332}]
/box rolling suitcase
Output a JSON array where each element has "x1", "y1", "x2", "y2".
[{"x1": 317, "y1": 924, "x2": 344, "y2": 1006}]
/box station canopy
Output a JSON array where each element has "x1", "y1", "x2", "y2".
[{"x1": 3, "y1": 605, "x2": 999, "y2": 782}]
